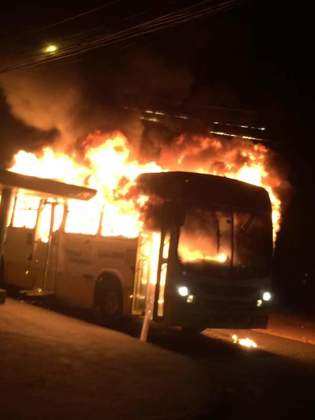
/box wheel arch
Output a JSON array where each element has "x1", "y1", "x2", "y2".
[{"x1": 94, "y1": 269, "x2": 124, "y2": 306}]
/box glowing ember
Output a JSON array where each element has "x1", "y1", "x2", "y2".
[
  {"x1": 232, "y1": 334, "x2": 258, "y2": 349},
  {"x1": 9, "y1": 131, "x2": 284, "y2": 244}
]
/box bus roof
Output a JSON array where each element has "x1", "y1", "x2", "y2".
[
  {"x1": 137, "y1": 171, "x2": 271, "y2": 213},
  {"x1": 0, "y1": 169, "x2": 96, "y2": 200}
]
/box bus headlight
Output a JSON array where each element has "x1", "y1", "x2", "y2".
[
  {"x1": 177, "y1": 286, "x2": 189, "y2": 297},
  {"x1": 262, "y1": 291, "x2": 272, "y2": 302}
]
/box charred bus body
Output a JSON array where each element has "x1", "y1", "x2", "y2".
[
  {"x1": 1, "y1": 169, "x2": 273, "y2": 331},
  {"x1": 134, "y1": 172, "x2": 273, "y2": 330}
]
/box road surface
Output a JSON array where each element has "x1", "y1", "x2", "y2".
[{"x1": 1, "y1": 298, "x2": 315, "y2": 419}]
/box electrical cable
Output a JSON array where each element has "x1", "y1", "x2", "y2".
[{"x1": 0, "y1": 0, "x2": 240, "y2": 74}]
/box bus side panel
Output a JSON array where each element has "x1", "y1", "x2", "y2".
[
  {"x1": 54, "y1": 233, "x2": 96, "y2": 308},
  {"x1": 96, "y1": 237, "x2": 137, "y2": 315},
  {"x1": 3, "y1": 226, "x2": 34, "y2": 289},
  {"x1": 54, "y1": 233, "x2": 137, "y2": 313}
]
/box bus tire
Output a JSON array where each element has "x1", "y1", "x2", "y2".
[{"x1": 94, "y1": 275, "x2": 123, "y2": 328}]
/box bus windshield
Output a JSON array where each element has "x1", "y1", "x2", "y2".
[
  {"x1": 233, "y1": 211, "x2": 272, "y2": 277},
  {"x1": 177, "y1": 207, "x2": 271, "y2": 276},
  {"x1": 178, "y1": 208, "x2": 232, "y2": 268}
]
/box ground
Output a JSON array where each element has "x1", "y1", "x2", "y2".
[{"x1": 1, "y1": 299, "x2": 315, "y2": 419}]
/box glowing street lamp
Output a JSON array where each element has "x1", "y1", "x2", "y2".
[{"x1": 43, "y1": 44, "x2": 59, "y2": 54}]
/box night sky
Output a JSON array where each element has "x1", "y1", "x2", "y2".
[
  {"x1": 1, "y1": 1, "x2": 314, "y2": 145},
  {"x1": 1, "y1": 0, "x2": 314, "y2": 310}
]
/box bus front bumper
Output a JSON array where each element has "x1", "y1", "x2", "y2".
[{"x1": 168, "y1": 299, "x2": 270, "y2": 330}]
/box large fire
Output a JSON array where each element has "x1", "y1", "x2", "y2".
[{"x1": 9, "y1": 131, "x2": 283, "y2": 243}]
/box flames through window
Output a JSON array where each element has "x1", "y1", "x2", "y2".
[{"x1": 177, "y1": 207, "x2": 271, "y2": 276}]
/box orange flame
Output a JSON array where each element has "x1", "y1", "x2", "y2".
[
  {"x1": 180, "y1": 247, "x2": 228, "y2": 264},
  {"x1": 9, "y1": 131, "x2": 283, "y2": 243},
  {"x1": 232, "y1": 334, "x2": 258, "y2": 349}
]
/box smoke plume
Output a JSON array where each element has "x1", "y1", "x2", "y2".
[{"x1": 0, "y1": 47, "x2": 195, "y2": 166}]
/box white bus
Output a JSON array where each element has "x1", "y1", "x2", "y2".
[{"x1": 1, "y1": 169, "x2": 273, "y2": 331}]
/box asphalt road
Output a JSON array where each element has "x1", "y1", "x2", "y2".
[
  {"x1": 149, "y1": 327, "x2": 315, "y2": 419},
  {"x1": 1, "y1": 298, "x2": 315, "y2": 420}
]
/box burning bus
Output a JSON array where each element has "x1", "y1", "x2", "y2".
[
  {"x1": 133, "y1": 172, "x2": 273, "y2": 331},
  {"x1": 1, "y1": 167, "x2": 273, "y2": 332}
]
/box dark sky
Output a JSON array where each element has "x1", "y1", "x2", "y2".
[{"x1": 1, "y1": 1, "x2": 313, "y2": 135}]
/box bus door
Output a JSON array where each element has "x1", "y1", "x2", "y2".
[
  {"x1": 132, "y1": 203, "x2": 182, "y2": 325},
  {"x1": 4, "y1": 193, "x2": 40, "y2": 289},
  {"x1": 150, "y1": 205, "x2": 186, "y2": 325},
  {"x1": 132, "y1": 227, "x2": 173, "y2": 322},
  {"x1": 132, "y1": 231, "x2": 160, "y2": 317},
  {"x1": 30, "y1": 200, "x2": 64, "y2": 292}
]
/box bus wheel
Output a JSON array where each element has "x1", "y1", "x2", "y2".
[{"x1": 94, "y1": 276, "x2": 123, "y2": 327}]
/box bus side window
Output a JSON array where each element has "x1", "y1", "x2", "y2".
[{"x1": 12, "y1": 195, "x2": 40, "y2": 229}]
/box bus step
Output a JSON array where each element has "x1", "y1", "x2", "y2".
[
  {"x1": 19, "y1": 288, "x2": 55, "y2": 302},
  {"x1": 0, "y1": 288, "x2": 6, "y2": 304}
]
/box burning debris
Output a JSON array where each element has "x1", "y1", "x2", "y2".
[{"x1": 231, "y1": 334, "x2": 258, "y2": 349}]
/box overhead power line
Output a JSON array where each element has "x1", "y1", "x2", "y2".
[
  {"x1": 0, "y1": 0, "x2": 123, "y2": 39},
  {"x1": 0, "y1": 0, "x2": 241, "y2": 74},
  {"x1": 30, "y1": 0, "x2": 123, "y2": 34}
]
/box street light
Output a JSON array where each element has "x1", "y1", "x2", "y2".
[
  {"x1": 262, "y1": 291, "x2": 272, "y2": 302},
  {"x1": 43, "y1": 44, "x2": 59, "y2": 54}
]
